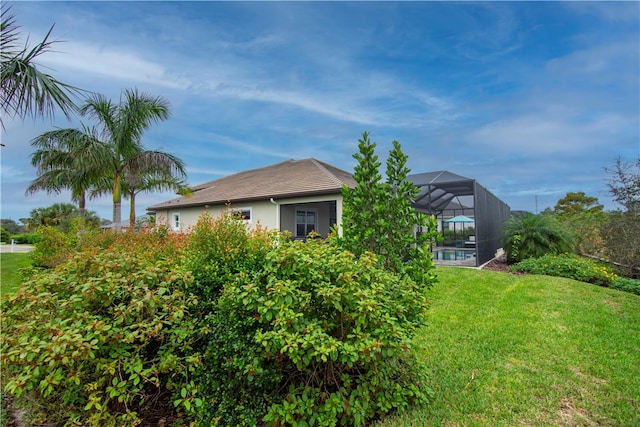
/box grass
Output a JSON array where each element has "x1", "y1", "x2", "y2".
[
  {"x1": 376, "y1": 267, "x2": 640, "y2": 426},
  {"x1": 0, "y1": 253, "x2": 31, "y2": 296}
]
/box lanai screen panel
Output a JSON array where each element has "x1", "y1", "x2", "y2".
[{"x1": 474, "y1": 182, "x2": 511, "y2": 266}]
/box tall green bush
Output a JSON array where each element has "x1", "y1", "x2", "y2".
[
  {"x1": 340, "y1": 132, "x2": 439, "y2": 282},
  {"x1": 502, "y1": 212, "x2": 575, "y2": 262}
]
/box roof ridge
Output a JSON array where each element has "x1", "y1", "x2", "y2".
[{"x1": 309, "y1": 158, "x2": 347, "y2": 186}]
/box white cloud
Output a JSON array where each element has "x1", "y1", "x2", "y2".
[{"x1": 38, "y1": 42, "x2": 190, "y2": 90}]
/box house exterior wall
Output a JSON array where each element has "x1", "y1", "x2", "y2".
[{"x1": 151, "y1": 193, "x2": 345, "y2": 236}]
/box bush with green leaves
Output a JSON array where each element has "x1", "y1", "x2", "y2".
[
  {"x1": 196, "y1": 234, "x2": 432, "y2": 426},
  {"x1": 9, "y1": 232, "x2": 39, "y2": 244},
  {"x1": 609, "y1": 276, "x2": 640, "y2": 295},
  {"x1": 0, "y1": 227, "x2": 10, "y2": 243},
  {"x1": 183, "y1": 211, "x2": 282, "y2": 426},
  {"x1": 510, "y1": 253, "x2": 617, "y2": 287},
  {"x1": 0, "y1": 231, "x2": 199, "y2": 426},
  {"x1": 502, "y1": 212, "x2": 575, "y2": 262},
  {"x1": 186, "y1": 209, "x2": 434, "y2": 426},
  {"x1": 29, "y1": 226, "x2": 73, "y2": 268}
]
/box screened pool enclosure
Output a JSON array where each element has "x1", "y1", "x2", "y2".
[{"x1": 407, "y1": 171, "x2": 511, "y2": 267}]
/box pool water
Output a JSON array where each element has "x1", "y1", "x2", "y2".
[{"x1": 432, "y1": 249, "x2": 476, "y2": 261}]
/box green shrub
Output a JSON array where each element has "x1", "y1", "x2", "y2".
[
  {"x1": 510, "y1": 253, "x2": 617, "y2": 287},
  {"x1": 10, "y1": 233, "x2": 40, "y2": 244},
  {"x1": 610, "y1": 276, "x2": 640, "y2": 295},
  {"x1": 0, "y1": 231, "x2": 198, "y2": 426},
  {"x1": 29, "y1": 226, "x2": 72, "y2": 268},
  {"x1": 196, "y1": 233, "x2": 432, "y2": 426},
  {"x1": 502, "y1": 213, "x2": 575, "y2": 262},
  {"x1": 185, "y1": 212, "x2": 283, "y2": 426},
  {"x1": 0, "y1": 228, "x2": 10, "y2": 243}
]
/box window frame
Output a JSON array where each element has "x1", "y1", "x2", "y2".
[
  {"x1": 295, "y1": 207, "x2": 318, "y2": 238},
  {"x1": 231, "y1": 207, "x2": 252, "y2": 224},
  {"x1": 171, "y1": 212, "x2": 181, "y2": 231}
]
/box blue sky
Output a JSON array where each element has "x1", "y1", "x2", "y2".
[{"x1": 1, "y1": 1, "x2": 639, "y2": 223}]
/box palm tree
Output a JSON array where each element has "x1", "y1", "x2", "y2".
[
  {"x1": 122, "y1": 170, "x2": 190, "y2": 228},
  {"x1": 79, "y1": 88, "x2": 185, "y2": 230},
  {"x1": 1, "y1": 6, "x2": 82, "y2": 128},
  {"x1": 27, "y1": 126, "x2": 109, "y2": 217},
  {"x1": 29, "y1": 88, "x2": 186, "y2": 230}
]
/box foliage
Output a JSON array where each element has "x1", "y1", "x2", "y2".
[
  {"x1": 501, "y1": 212, "x2": 575, "y2": 262},
  {"x1": 0, "y1": 230, "x2": 198, "y2": 426},
  {"x1": 553, "y1": 192, "x2": 604, "y2": 218},
  {"x1": 79, "y1": 88, "x2": 184, "y2": 229},
  {"x1": 185, "y1": 211, "x2": 283, "y2": 426},
  {"x1": 605, "y1": 157, "x2": 640, "y2": 212},
  {"x1": 196, "y1": 232, "x2": 432, "y2": 426},
  {"x1": 548, "y1": 192, "x2": 606, "y2": 257},
  {"x1": 1, "y1": 218, "x2": 23, "y2": 234},
  {"x1": 0, "y1": 6, "x2": 82, "y2": 128},
  {"x1": 22, "y1": 203, "x2": 100, "y2": 233},
  {"x1": 340, "y1": 132, "x2": 440, "y2": 282},
  {"x1": 510, "y1": 253, "x2": 617, "y2": 287},
  {"x1": 0, "y1": 227, "x2": 9, "y2": 243},
  {"x1": 9, "y1": 232, "x2": 39, "y2": 244},
  {"x1": 601, "y1": 158, "x2": 640, "y2": 278},
  {"x1": 30, "y1": 226, "x2": 73, "y2": 268},
  {"x1": 610, "y1": 276, "x2": 640, "y2": 296},
  {"x1": 600, "y1": 210, "x2": 640, "y2": 278},
  {"x1": 187, "y1": 211, "x2": 433, "y2": 426}
]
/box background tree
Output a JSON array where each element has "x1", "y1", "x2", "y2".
[
  {"x1": 553, "y1": 192, "x2": 604, "y2": 218},
  {"x1": 27, "y1": 126, "x2": 108, "y2": 217},
  {"x1": 601, "y1": 157, "x2": 640, "y2": 277},
  {"x1": 0, "y1": 218, "x2": 23, "y2": 234},
  {"x1": 0, "y1": 6, "x2": 82, "y2": 128},
  {"x1": 22, "y1": 203, "x2": 100, "y2": 233},
  {"x1": 552, "y1": 192, "x2": 605, "y2": 256}
]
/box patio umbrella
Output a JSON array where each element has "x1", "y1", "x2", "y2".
[{"x1": 444, "y1": 215, "x2": 475, "y2": 242}]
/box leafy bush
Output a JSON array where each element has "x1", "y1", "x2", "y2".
[
  {"x1": 188, "y1": 212, "x2": 433, "y2": 426},
  {"x1": 0, "y1": 227, "x2": 10, "y2": 243},
  {"x1": 0, "y1": 231, "x2": 198, "y2": 426},
  {"x1": 609, "y1": 276, "x2": 640, "y2": 295},
  {"x1": 9, "y1": 232, "x2": 39, "y2": 244},
  {"x1": 185, "y1": 212, "x2": 284, "y2": 425},
  {"x1": 502, "y1": 213, "x2": 575, "y2": 262},
  {"x1": 30, "y1": 226, "x2": 72, "y2": 268},
  {"x1": 510, "y1": 254, "x2": 617, "y2": 287}
]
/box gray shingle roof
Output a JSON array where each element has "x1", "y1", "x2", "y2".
[{"x1": 148, "y1": 158, "x2": 356, "y2": 210}]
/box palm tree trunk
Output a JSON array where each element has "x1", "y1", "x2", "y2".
[
  {"x1": 129, "y1": 191, "x2": 136, "y2": 229},
  {"x1": 79, "y1": 191, "x2": 86, "y2": 218},
  {"x1": 113, "y1": 173, "x2": 122, "y2": 231}
]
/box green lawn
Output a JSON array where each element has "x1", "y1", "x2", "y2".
[
  {"x1": 0, "y1": 253, "x2": 31, "y2": 296},
  {"x1": 377, "y1": 267, "x2": 640, "y2": 427}
]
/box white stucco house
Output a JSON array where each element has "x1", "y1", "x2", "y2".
[{"x1": 147, "y1": 158, "x2": 357, "y2": 238}]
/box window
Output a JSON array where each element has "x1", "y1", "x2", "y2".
[
  {"x1": 171, "y1": 213, "x2": 180, "y2": 231},
  {"x1": 296, "y1": 209, "x2": 316, "y2": 237},
  {"x1": 231, "y1": 208, "x2": 252, "y2": 224}
]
